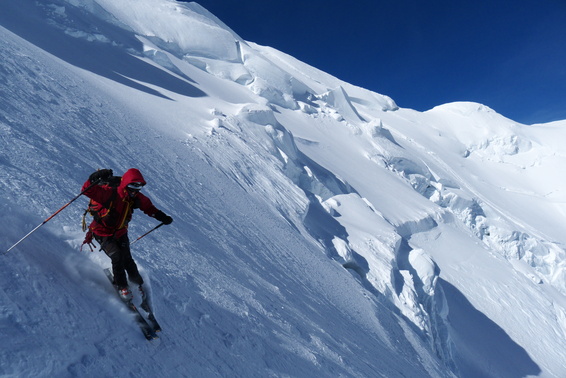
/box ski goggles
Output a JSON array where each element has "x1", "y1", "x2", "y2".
[{"x1": 126, "y1": 182, "x2": 145, "y2": 191}]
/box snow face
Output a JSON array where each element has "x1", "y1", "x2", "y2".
[
  {"x1": 70, "y1": 0, "x2": 243, "y2": 61},
  {"x1": 1, "y1": 0, "x2": 565, "y2": 377}
]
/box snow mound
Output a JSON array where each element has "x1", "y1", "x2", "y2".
[{"x1": 318, "y1": 86, "x2": 365, "y2": 123}]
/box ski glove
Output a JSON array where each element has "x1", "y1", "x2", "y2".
[
  {"x1": 154, "y1": 210, "x2": 173, "y2": 225},
  {"x1": 89, "y1": 169, "x2": 113, "y2": 183}
]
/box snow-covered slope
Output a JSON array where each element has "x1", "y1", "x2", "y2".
[{"x1": 1, "y1": 0, "x2": 565, "y2": 377}]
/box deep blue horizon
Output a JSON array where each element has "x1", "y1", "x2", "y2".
[{"x1": 182, "y1": 0, "x2": 566, "y2": 125}]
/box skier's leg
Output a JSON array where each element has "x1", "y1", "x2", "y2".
[
  {"x1": 117, "y1": 234, "x2": 144, "y2": 286},
  {"x1": 95, "y1": 235, "x2": 128, "y2": 288}
]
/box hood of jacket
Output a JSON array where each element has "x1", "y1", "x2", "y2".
[{"x1": 118, "y1": 168, "x2": 147, "y2": 196}]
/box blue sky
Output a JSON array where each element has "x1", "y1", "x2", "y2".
[{"x1": 187, "y1": 0, "x2": 566, "y2": 124}]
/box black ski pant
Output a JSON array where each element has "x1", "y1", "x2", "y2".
[{"x1": 95, "y1": 233, "x2": 144, "y2": 288}]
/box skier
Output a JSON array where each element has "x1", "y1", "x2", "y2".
[{"x1": 82, "y1": 168, "x2": 172, "y2": 301}]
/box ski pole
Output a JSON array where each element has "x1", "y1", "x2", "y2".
[
  {"x1": 131, "y1": 223, "x2": 164, "y2": 245},
  {"x1": 3, "y1": 180, "x2": 100, "y2": 255}
]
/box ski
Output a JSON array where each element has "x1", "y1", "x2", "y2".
[
  {"x1": 104, "y1": 268, "x2": 158, "y2": 341},
  {"x1": 141, "y1": 298, "x2": 162, "y2": 333}
]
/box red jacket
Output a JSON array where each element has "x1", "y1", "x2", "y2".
[{"x1": 82, "y1": 168, "x2": 159, "y2": 238}]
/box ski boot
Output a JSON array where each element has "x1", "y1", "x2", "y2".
[{"x1": 118, "y1": 286, "x2": 133, "y2": 302}]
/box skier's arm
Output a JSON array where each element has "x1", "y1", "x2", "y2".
[
  {"x1": 153, "y1": 210, "x2": 173, "y2": 225},
  {"x1": 136, "y1": 193, "x2": 173, "y2": 224},
  {"x1": 81, "y1": 169, "x2": 114, "y2": 203}
]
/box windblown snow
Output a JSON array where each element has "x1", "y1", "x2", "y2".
[{"x1": 1, "y1": 0, "x2": 565, "y2": 377}]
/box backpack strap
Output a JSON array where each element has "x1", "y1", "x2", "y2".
[
  {"x1": 81, "y1": 208, "x2": 89, "y2": 232},
  {"x1": 81, "y1": 230, "x2": 96, "y2": 252}
]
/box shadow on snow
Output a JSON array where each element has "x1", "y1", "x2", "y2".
[
  {"x1": 441, "y1": 279, "x2": 541, "y2": 378},
  {"x1": 0, "y1": 0, "x2": 206, "y2": 100}
]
